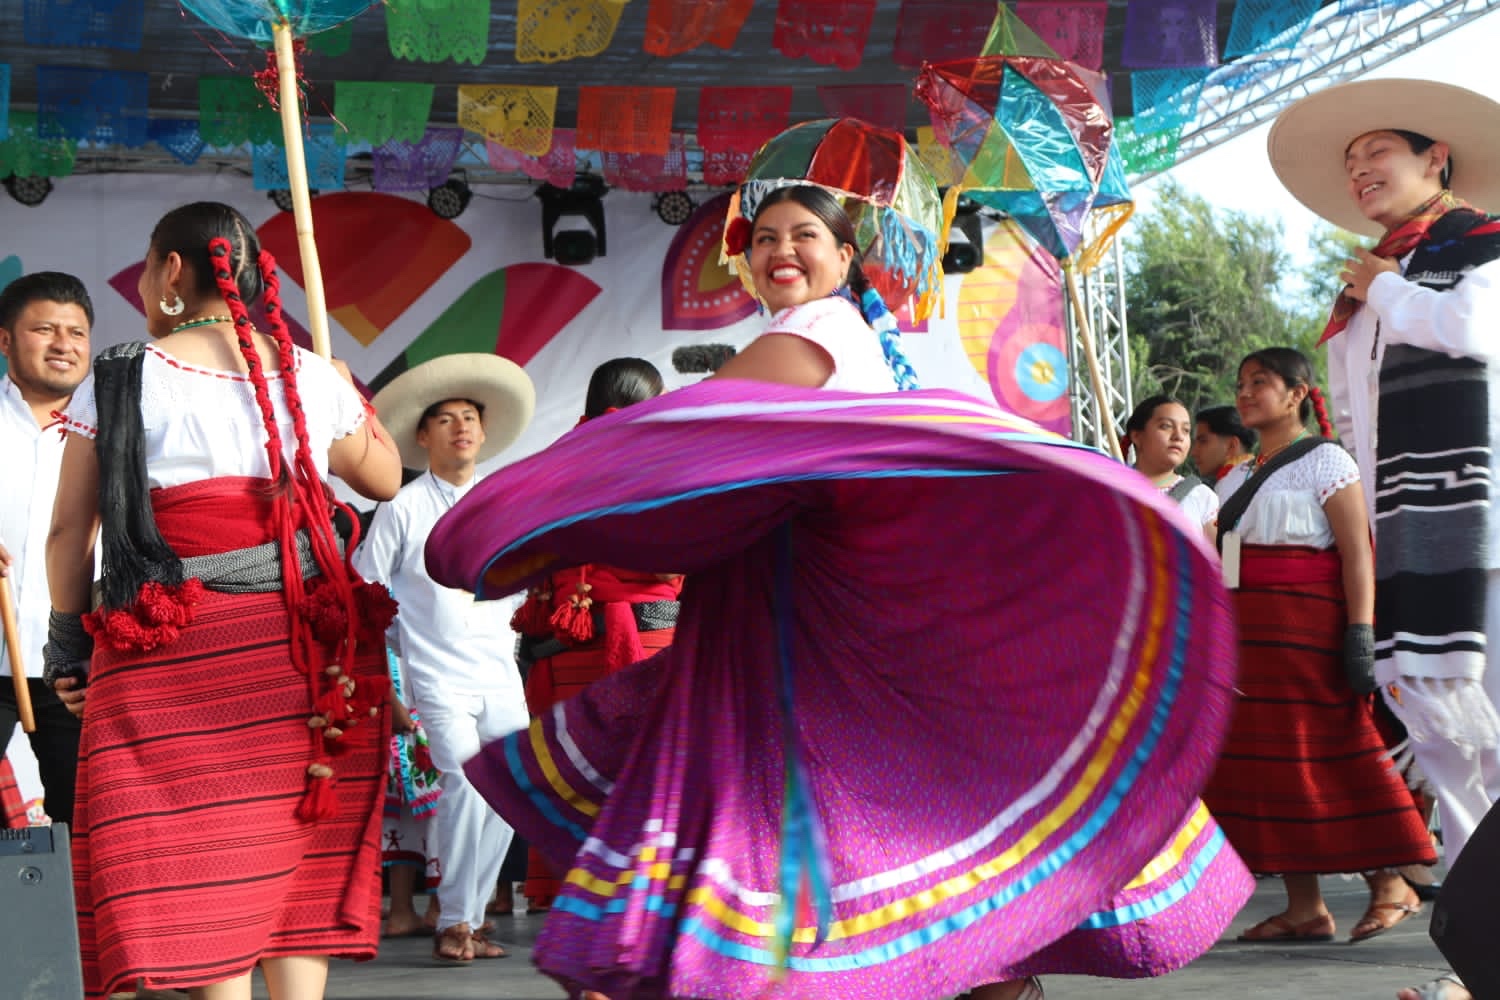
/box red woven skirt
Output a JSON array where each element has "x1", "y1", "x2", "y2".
[
  {"x1": 1202, "y1": 545, "x2": 1435, "y2": 874},
  {"x1": 523, "y1": 625, "x2": 675, "y2": 907},
  {"x1": 73, "y1": 587, "x2": 388, "y2": 998},
  {"x1": 0, "y1": 756, "x2": 28, "y2": 827}
]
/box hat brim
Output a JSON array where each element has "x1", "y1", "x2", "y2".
[
  {"x1": 1268, "y1": 78, "x2": 1500, "y2": 237},
  {"x1": 370, "y1": 353, "x2": 536, "y2": 470}
]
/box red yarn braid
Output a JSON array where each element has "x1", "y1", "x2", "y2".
[
  {"x1": 209, "y1": 240, "x2": 284, "y2": 482},
  {"x1": 1308, "y1": 386, "x2": 1335, "y2": 439},
  {"x1": 208, "y1": 236, "x2": 380, "y2": 820}
]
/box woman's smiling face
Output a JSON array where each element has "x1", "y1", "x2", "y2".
[{"x1": 748, "y1": 199, "x2": 854, "y2": 313}]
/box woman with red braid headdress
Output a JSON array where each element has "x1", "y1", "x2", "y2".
[
  {"x1": 1202, "y1": 347, "x2": 1434, "y2": 946},
  {"x1": 43, "y1": 201, "x2": 404, "y2": 1000}
]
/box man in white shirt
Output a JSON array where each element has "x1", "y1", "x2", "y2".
[
  {"x1": 352, "y1": 353, "x2": 535, "y2": 965},
  {"x1": 1270, "y1": 81, "x2": 1500, "y2": 1000},
  {"x1": 0, "y1": 272, "x2": 93, "y2": 827}
]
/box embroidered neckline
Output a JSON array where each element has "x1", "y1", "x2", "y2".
[{"x1": 146, "y1": 342, "x2": 297, "y2": 382}]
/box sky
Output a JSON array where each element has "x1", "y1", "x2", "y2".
[{"x1": 1137, "y1": 5, "x2": 1500, "y2": 271}]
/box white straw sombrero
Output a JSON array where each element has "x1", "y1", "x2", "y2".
[
  {"x1": 371, "y1": 353, "x2": 535, "y2": 469},
  {"x1": 1267, "y1": 78, "x2": 1500, "y2": 236}
]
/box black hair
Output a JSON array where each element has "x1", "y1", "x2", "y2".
[
  {"x1": 148, "y1": 201, "x2": 264, "y2": 308},
  {"x1": 1124, "y1": 394, "x2": 1187, "y2": 434},
  {"x1": 1195, "y1": 404, "x2": 1256, "y2": 451},
  {"x1": 418, "y1": 397, "x2": 486, "y2": 431},
  {"x1": 0, "y1": 271, "x2": 94, "y2": 331},
  {"x1": 749, "y1": 185, "x2": 920, "y2": 390},
  {"x1": 1238, "y1": 347, "x2": 1334, "y2": 437},
  {"x1": 584, "y1": 357, "x2": 663, "y2": 419}
]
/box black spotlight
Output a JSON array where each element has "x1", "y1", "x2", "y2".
[
  {"x1": 538, "y1": 175, "x2": 608, "y2": 265},
  {"x1": 4, "y1": 174, "x2": 54, "y2": 207},
  {"x1": 267, "y1": 188, "x2": 319, "y2": 213},
  {"x1": 428, "y1": 173, "x2": 472, "y2": 220},
  {"x1": 552, "y1": 230, "x2": 598, "y2": 266},
  {"x1": 655, "y1": 190, "x2": 695, "y2": 226},
  {"x1": 942, "y1": 206, "x2": 985, "y2": 274}
]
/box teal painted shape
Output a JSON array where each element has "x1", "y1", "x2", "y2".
[{"x1": 0, "y1": 255, "x2": 20, "y2": 378}]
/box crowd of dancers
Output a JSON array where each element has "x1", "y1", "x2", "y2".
[{"x1": 0, "y1": 75, "x2": 1497, "y2": 1000}]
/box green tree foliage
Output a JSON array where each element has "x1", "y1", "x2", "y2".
[{"x1": 1125, "y1": 180, "x2": 1325, "y2": 416}]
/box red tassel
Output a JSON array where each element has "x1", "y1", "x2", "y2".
[
  {"x1": 296, "y1": 762, "x2": 337, "y2": 822},
  {"x1": 549, "y1": 588, "x2": 594, "y2": 644}
]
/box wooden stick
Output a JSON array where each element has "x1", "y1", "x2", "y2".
[
  {"x1": 1064, "y1": 264, "x2": 1124, "y2": 462},
  {"x1": 273, "y1": 21, "x2": 332, "y2": 361},
  {"x1": 0, "y1": 576, "x2": 35, "y2": 734}
]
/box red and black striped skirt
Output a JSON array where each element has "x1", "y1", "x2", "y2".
[{"x1": 1203, "y1": 545, "x2": 1435, "y2": 873}]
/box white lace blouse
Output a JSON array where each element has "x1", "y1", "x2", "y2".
[
  {"x1": 63, "y1": 343, "x2": 366, "y2": 489},
  {"x1": 1214, "y1": 442, "x2": 1360, "y2": 549}
]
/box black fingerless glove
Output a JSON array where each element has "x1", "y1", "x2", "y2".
[
  {"x1": 1344, "y1": 623, "x2": 1376, "y2": 695},
  {"x1": 42, "y1": 610, "x2": 92, "y2": 690}
]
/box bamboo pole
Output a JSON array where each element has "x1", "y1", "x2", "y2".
[
  {"x1": 272, "y1": 20, "x2": 332, "y2": 361},
  {"x1": 1, "y1": 576, "x2": 35, "y2": 733},
  {"x1": 1063, "y1": 263, "x2": 1124, "y2": 462}
]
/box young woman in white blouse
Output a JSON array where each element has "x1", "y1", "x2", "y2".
[
  {"x1": 45, "y1": 201, "x2": 403, "y2": 1000},
  {"x1": 1202, "y1": 347, "x2": 1433, "y2": 946},
  {"x1": 1123, "y1": 394, "x2": 1219, "y2": 529}
]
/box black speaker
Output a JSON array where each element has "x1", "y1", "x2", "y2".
[
  {"x1": 1430, "y1": 803, "x2": 1500, "y2": 997},
  {"x1": 1, "y1": 824, "x2": 84, "y2": 999}
]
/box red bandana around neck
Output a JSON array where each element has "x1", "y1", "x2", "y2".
[{"x1": 1319, "y1": 190, "x2": 1470, "y2": 346}]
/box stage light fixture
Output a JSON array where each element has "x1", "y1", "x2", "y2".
[
  {"x1": 552, "y1": 229, "x2": 598, "y2": 266},
  {"x1": 428, "y1": 173, "x2": 473, "y2": 220},
  {"x1": 5, "y1": 175, "x2": 54, "y2": 207},
  {"x1": 942, "y1": 204, "x2": 985, "y2": 275},
  {"x1": 655, "y1": 190, "x2": 695, "y2": 226},
  {"x1": 538, "y1": 175, "x2": 608, "y2": 265},
  {"x1": 267, "y1": 188, "x2": 321, "y2": 213}
]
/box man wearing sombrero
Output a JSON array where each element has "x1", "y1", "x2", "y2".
[
  {"x1": 1270, "y1": 79, "x2": 1500, "y2": 1000},
  {"x1": 352, "y1": 353, "x2": 537, "y2": 965}
]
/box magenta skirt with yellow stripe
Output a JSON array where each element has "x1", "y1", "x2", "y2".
[{"x1": 433, "y1": 382, "x2": 1241, "y2": 999}]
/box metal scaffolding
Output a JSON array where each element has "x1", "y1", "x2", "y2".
[
  {"x1": 1067, "y1": 0, "x2": 1498, "y2": 449},
  {"x1": 1066, "y1": 235, "x2": 1133, "y2": 453},
  {"x1": 1167, "y1": 0, "x2": 1497, "y2": 176}
]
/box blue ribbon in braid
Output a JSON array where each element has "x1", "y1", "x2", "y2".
[{"x1": 833, "y1": 285, "x2": 921, "y2": 391}]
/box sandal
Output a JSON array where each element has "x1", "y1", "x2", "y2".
[
  {"x1": 433, "y1": 923, "x2": 475, "y2": 964},
  {"x1": 1349, "y1": 894, "x2": 1422, "y2": 942},
  {"x1": 1398, "y1": 973, "x2": 1470, "y2": 1000},
  {"x1": 1237, "y1": 912, "x2": 1335, "y2": 943},
  {"x1": 1399, "y1": 864, "x2": 1443, "y2": 903},
  {"x1": 469, "y1": 927, "x2": 509, "y2": 959}
]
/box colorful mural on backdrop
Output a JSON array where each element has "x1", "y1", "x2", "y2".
[
  {"x1": 371, "y1": 263, "x2": 603, "y2": 391},
  {"x1": 660, "y1": 192, "x2": 757, "y2": 331},
  {"x1": 0, "y1": 255, "x2": 21, "y2": 378},
  {"x1": 0, "y1": 174, "x2": 1086, "y2": 470},
  {"x1": 956, "y1": 224, "x2": 1072, "y2": 435},
  {"x1": 257, "y1": 193, "x2": 473, "y2": 346}
]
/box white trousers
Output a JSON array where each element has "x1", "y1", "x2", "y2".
[
  {"x1": 1401, "y1": 569, "x2": 1500, "y2": 866},
  {"x1": 415, "y1": 687, "x2": 530, "y2": 932}
]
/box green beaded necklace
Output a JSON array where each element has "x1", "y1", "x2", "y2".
[{"x1": 170, "y1": 315, "x2": 234, "y2": 334}]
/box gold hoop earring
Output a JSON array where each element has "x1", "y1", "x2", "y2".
[{"x1": 160, "y1": 292, "x2": 185, "y2": 317}]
